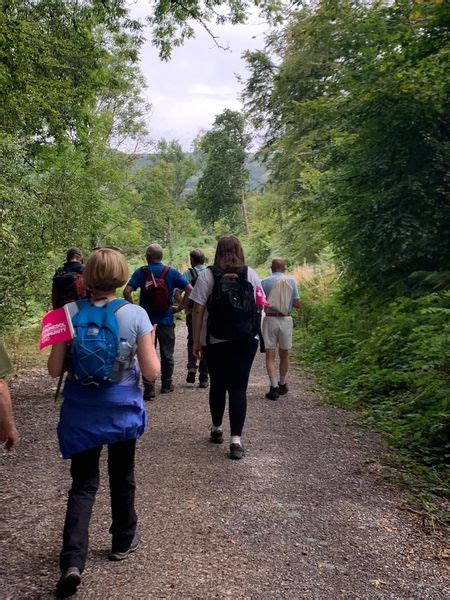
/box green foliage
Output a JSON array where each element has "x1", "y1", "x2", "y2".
[
  {"x1": 195, "y1": 109, "x2": 250, "y2": 230},
  {"x1": 296, "y1": 281, "x2": 450, "y2": 490},
  {"x1": 244, "y1": 0, "x2": 450, "y2": 291}
]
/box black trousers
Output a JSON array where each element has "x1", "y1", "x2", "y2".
[
  {"x1": 204, "y1": 339, "x2": 258, "y2": 436},
  {"x1": 59, "y1": 439, "x2": 137, "y2": 572},
  {"x1": 186, "y1": 313, "x2": 208, "y2": 377},
  {"x1": 143, "y1": 323, "x2": 175, "y2": 389}
]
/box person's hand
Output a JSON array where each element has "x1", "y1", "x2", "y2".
[
  {"x1": 0, "y1": 422, "x2": 18, "y2": 452},
  {"x1": 193, "y1": 343, "x2": 203, "y2": 359},
  {"x1": 171, "y1": 305, "x2": 182, "y2": 314}
]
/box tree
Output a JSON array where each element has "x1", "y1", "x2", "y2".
[
  {"x1": 244, "y1": 0, "x2": 450, "y2": 289},
  {"x1": 156, "y1": 139, "x2": 197, "y2": 203},
  {"x1": 196, "y1": 109, "x2": 251, "y2": 231}
]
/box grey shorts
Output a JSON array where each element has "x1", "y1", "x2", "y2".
[{"x1": 261, "y1": 316, "x2": 293, "y2": 350}]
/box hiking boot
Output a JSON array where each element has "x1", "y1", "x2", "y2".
[
  {"x1": 186, "y1": 371, "x2": 196, "y2": 384},
  {"x1": 55, "y1": 567, "x2": 81, "y2": 598},
  {"x1": 209, "y1": 428, "x2": 223, "y2": 444},
  {"x1": 143, "y1": 386, "x2": 156, "y2": 401},
  {"x1": 229, "y1": 443, "x2": 245, "y2": 460},
  {"x1": 160, "y1": 383, "x2": 175, "y2": 394},
  {"x1": 265, "y1": 386, "x2": 280, "y2": 401},
  {"x1": 199, "y1": 376, "x2": 209, "y2": 389},
  {"x1": 278, "y1": 383, "x2": 288, "y2": 396},
  {"x1": 143, "y1": 379, "x2": 156, "y2": 401},
  {"x1": 108, "y1": 532, "x2": 140, "y2": 562}
]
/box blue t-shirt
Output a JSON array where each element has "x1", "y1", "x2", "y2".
[
  {"x1": 261, "y1": 272, "x2": 300, "y2": 313},
  {"x1": 128, "y1": 263, "x2": 189, "y2": 326}
]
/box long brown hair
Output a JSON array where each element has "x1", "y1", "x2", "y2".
[{"x1": 213, "y1": 235, "x2": 245, "y2": 270}]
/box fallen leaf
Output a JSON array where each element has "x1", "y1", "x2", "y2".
[{"x1": 370, "y1": 579, "x2": 387, "y2": 587}]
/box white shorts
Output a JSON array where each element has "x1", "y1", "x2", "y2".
[{"x1": 262, "y1": 316, "x2": 293, "y2": 350}]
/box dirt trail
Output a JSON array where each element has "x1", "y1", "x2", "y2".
[{"x1": 0, "y1": 325, "x2": 448, "y2": 599}]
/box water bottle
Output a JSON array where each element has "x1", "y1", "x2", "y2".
[{"x1": 109, "y1": 338, "x2": 132, "y2": 382}]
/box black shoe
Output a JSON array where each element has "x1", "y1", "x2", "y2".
[
  {"x1": 278, "y1": 383, "x2": 288, "y2": 395},
  {"x1": 108, "y1": 532, "x2": 140, "y2": 562},
  {"x1": 265, "y1": 386, "x2": 280, "y2": 400},
  {"x1": 199, "y1": 376, "x2": 209, "y2": 389},
  {"x1": 160, "y1": 383, "x2": 175, "y2": 394},
  {"x1": 186, "y1": 371, "x2": 196, "y2": 384},
  {"x1": 229, "y1": 443, "x2": 245, "y2": 460},
  {"x1": 143, "y1": 388, "x2": 156, "y2": 401},
  {"x1": 209, "y1": 428, "x2": 223, "y2": 444},
  {"x1": 55, "y1": 567, "x2": 81, "y2": 598},
  {"x1": 143, "y1": 380, "x2": 156, "y2": 401}
]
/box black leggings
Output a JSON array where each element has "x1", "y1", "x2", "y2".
[{"x1": 204, "y1": 339, "x2": 258, "y2": 436}]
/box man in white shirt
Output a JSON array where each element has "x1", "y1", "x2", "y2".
[{"x1": 261, "y1": 258, "x2": 300, "y2": 400}]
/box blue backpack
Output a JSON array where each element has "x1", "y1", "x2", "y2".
[{"x1": 69, "y1": 299, "x2": 128, "y2": 387}]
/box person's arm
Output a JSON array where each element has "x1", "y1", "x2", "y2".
[
  {"x1": 123, "y1": 285, "x2": 135, "y2": 303},
  {"x1": 192, "y1": 302, "x2": 206, "y2": 359},
  {"x1": 174, "y1": 284, "x2": 193, "y2": 313},
  {"x1": 136, "y1": 332, "x2": 160, "y2": 381},
  {"x1": 0, "y1": 379, "x2": 18, "y2": 452},
  {"x1": 47, "y1": 342, "x2": 68, "y2": 378}
]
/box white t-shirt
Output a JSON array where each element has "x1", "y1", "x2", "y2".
[{"x1": 189, "y1": 266, "x2": 261, "y2": 345}]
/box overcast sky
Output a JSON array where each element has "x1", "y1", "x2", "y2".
[{"x1": 128, "y1": 1, "x2": 269, "y2": 150}]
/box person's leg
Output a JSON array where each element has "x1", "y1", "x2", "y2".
[
  {"x1": 227, "y1": 339, "x2": 258, "y2": 437},
  {"x1": 198, "y1": 355, "x2": 209, "y2": 387},
  {"x1": 265, "y1": 349, "x2": 278, "y2": 384},
  {"x1": 262, "y1": 317, "x2": 280, "y2": 393},
  {"x1": 59, "y1": 446, "x2": 102, "y2": 573},
  {"x1": 108, "y1": 439, "x2": 137, "y2": 554},
  {"x1": 278, "y1": 318, "x2": 293, "y2": 394},
  {"x1": 157, "y1": 324, "x2": 175, "y2": 390},
  {"x1": 279, "y1": 349, "x2": 289, "y2": 381},
  {"x1": 186, "y1": 313, "x2": 197, "y2": 383},
  {"x1": 204, "y1": 343, "x2": 227, "y2": 430}
]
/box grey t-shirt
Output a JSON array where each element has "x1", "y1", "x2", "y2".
[
  {"x1": 189, "y1": 266, "x2": 261, "y2": 345},
  {"x1": 66, "y1": 301, "x2": 153, "y2": 385}
]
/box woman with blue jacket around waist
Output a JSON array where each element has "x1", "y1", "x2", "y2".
[{"x1": 48, "y1": 247, "x2": 160, "y2": 598}]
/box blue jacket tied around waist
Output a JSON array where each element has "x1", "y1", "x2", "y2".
[{"x1": 58, "y1": 378, "x2": 146, "y2": 459}]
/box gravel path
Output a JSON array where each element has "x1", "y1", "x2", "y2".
[{"x1": 0, "y1": 325, "x2": 448, "y2": 599}]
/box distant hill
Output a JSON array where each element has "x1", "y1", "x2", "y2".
[{"x1": 132, "y1": 153, "x2": 268, "y2": 193}]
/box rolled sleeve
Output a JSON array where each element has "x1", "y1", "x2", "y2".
[{"x1": 189, "y1": 269, "x2": 213, "y2": 306}]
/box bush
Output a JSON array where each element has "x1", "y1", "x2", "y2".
[{"x1": 295, "y1": 281, "x2": 450, "y2": 486}]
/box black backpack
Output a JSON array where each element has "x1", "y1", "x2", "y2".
[
  {"x1": 206, "y1": 266, "x2": 259, "y2": 342},
  {"x1": 187, "y1": 267, "x2": 199, "y2": 309},
  {"x1": 52, "y1": 268, "x2": 86, "y2": 309}
]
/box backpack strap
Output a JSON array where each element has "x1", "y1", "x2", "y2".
[
  {"x1": 188, "y1": 267, "x2": 198, "y2": 284},
  {"x1": 108, "y1": 299, "x2": 129, "y2": 313},
  {"x1": 160, "y1": 265, "x2": 170, "y2": 280}
]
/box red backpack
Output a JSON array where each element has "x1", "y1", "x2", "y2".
[{"x1": 139, "y1": 265, "x2": 170, "y2": 313}]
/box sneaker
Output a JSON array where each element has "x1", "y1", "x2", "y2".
[
  {"x1": 186, "y1": 371, "x2": 196, "y2": 384},
  {"x1": 199, "y1": 376, "x2": 209, "y2": 389},
  {"x1": 55, "y1": 567, "x2": 81, "y2": 598},
  {"x1": 108, "y1": 532, "x2": 140, "y2": 562},
  {"x1": 278, "y1": 383, "x2": 288, "y2": 395},
  {"x1": 265, "y1": 386, "x2": 280, "y2": 401},
  {"x1": 229, "y1": 443, "x2": 245, "y2": 460},
  {"x1": 160, "y1": 383, "x2": 175, "y2": 394},
  {"x1": 209, "y1": 428, "x2": 223, "y2": 444}
]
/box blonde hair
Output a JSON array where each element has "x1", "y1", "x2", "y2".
[{"x1": 84, "y1": 248, "x2": 129, "y2": 292}]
